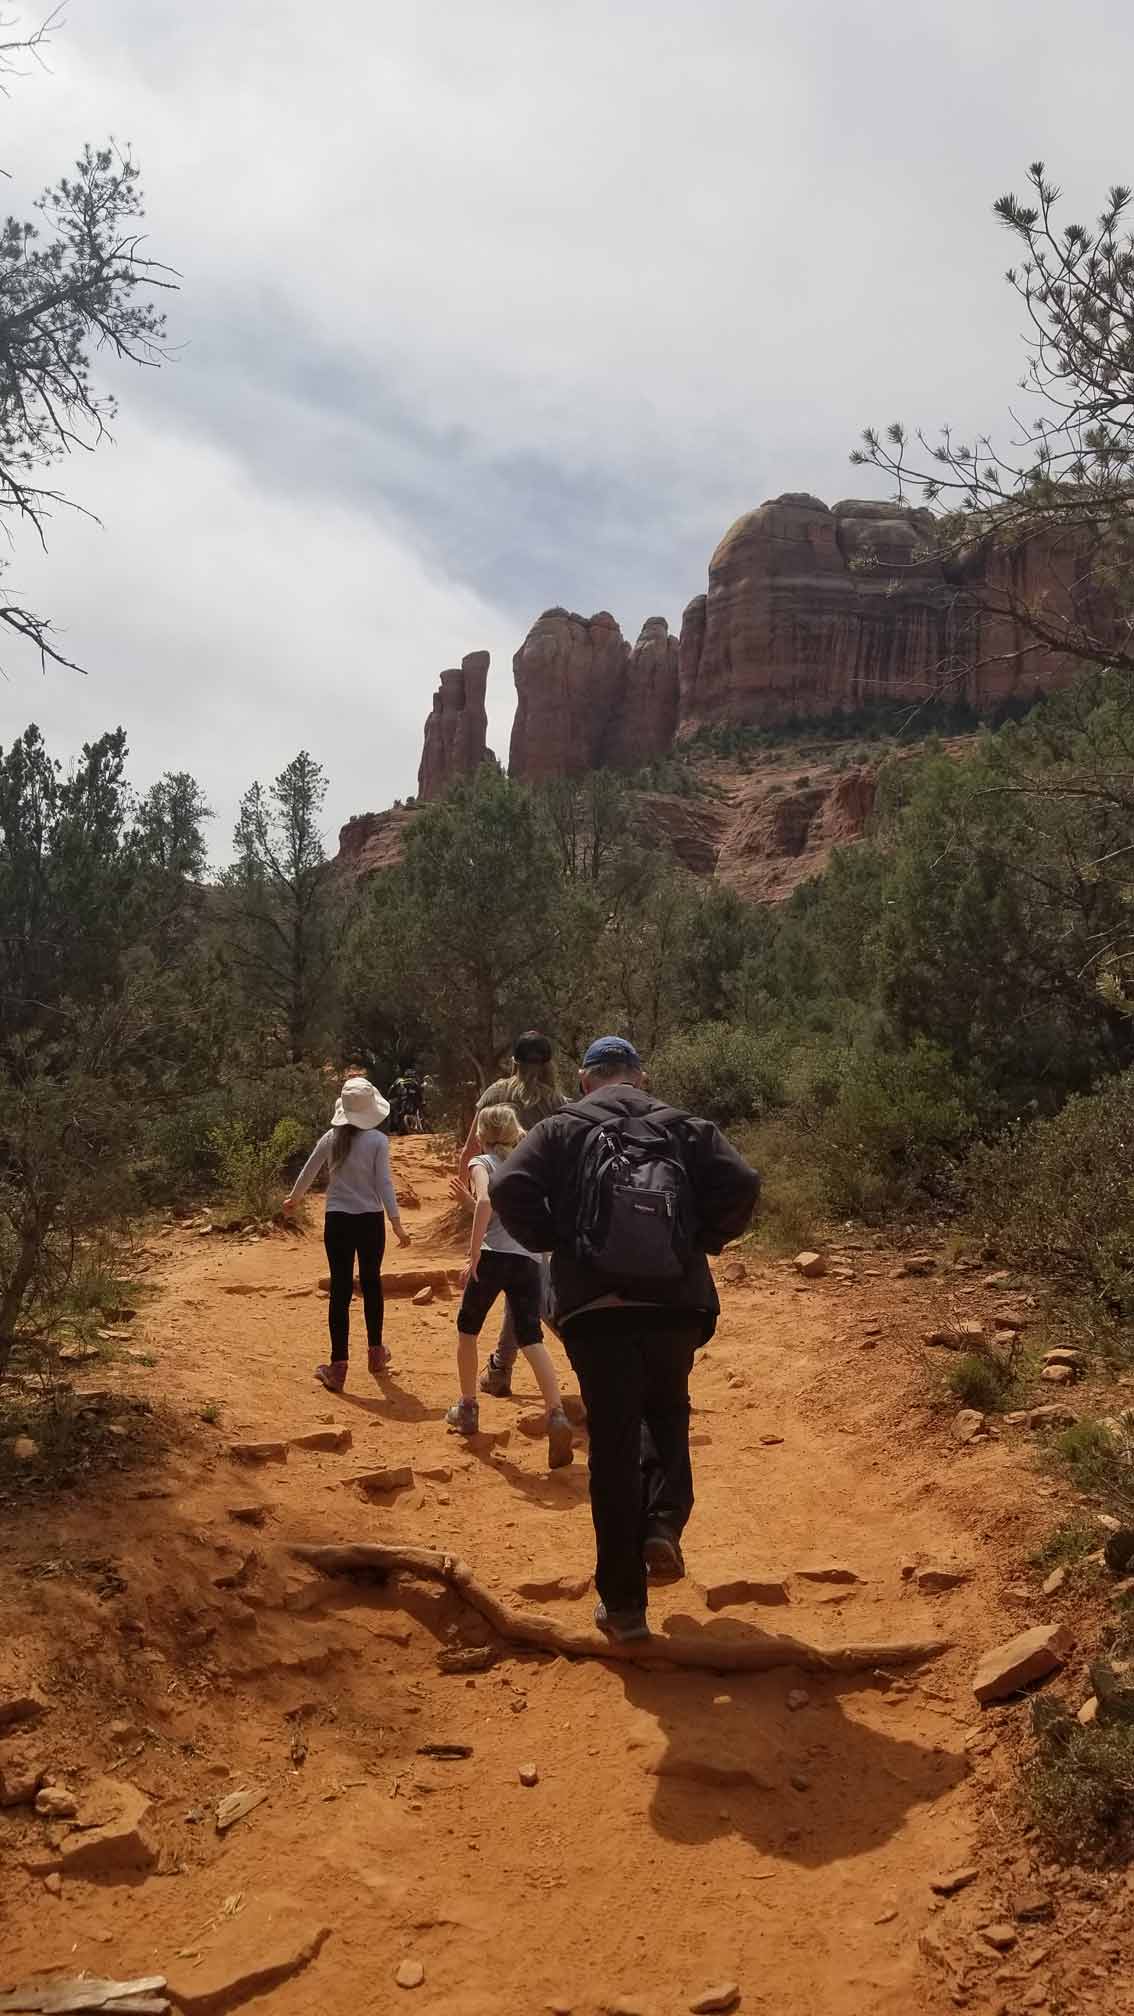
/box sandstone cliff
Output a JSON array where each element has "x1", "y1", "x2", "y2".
[{"x1": 417, "y1": 650, "x2": 493, "y2": 801}]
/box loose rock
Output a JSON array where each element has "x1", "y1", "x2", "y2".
[
  {"x1": 42, "y1": 1871, "x2": 62, "y2": 1896},
  {"x1": 1041, "y1": 1365, "x2": 1074, "y2": 1386},
  {"x1": 1041, "y1": 1567, "x2": 1066, "y2": 1597},
  {"x1": 437, "y1": 1646, "x2": 496, "y2": 1675},
  {"x1": 60, "y1": 1780, "x2": 156, "y2": 1879},
  {"x1": 0, "y1": 1758, "x2": 43, "y2": 1807},
  {"x1": 227, "y1": 1505, "x2": 268, "y2": 1527},
  {"x1": 1012, "y1": 1887, "x2": 1054, "y2": 1922},
  {"x1": 794, "y1": 1564, "x2": 859, "y2": 1585},
  {"x1": 9, "y1": 1435, "x2": 39, "y2": 1462},
  {"x1": 786, "y1": 1689, "x2": 810, "y2": 1711},
  {"x1": 1043, "y1": 1348, "x2": 1086, "y2": 1371},
  {"x1": 515, "y1": 1571, "x2": 592, "y2": 1603},
  {"x1": 793, "y1": 1251, "x2": 826, "y2": 1279},
  {"x1": 689, "y1": 1988, "x2": 741, "y2": 2015},
  {"x1": 289, "y1": 1428, "x2": 353, "y2": 1454},
  {"x1": 0, "y1": 1694, "x2": 47, "y2": 1734},
  {"x1": 953, "y1": 1409, "x2": 985, "y2": 1444},
  {"x1": 228, "y1": 1441, "x2": 288, "y2": 1464},
  {"x1": 1078, "y1": 1696, "x2": 1099, "y2": 1725},
  {"x1": 35, "y1": 1786, "x2": 77, "y2": 1819},
  {"x1": 215, "y1": 1786, "x2": 267, "y2": 1833},
  {"x1": 916, "y1": 1565, "x2": 971, "y2": 1594},
  {"x1": 972, "y1": 1623, "x2": 1075, "y2": 1704},
  {"x1": 930, "y1": 1867, "x2": 978, "y2": 1896},
  {"x1": 980, "y1": 1923, "x2": 1017, "y2": 1952},
  {"x1": 411, "y1": 1285, "x2": 433, "y2": 1306},
  {"x1": 348, "y1": 1465, "x2": 414, "y2": 1494},
  {"x1": 396, "y1": 1959, "x2": 425, "y2": 1990},
  {"x1": 519, "y1": 1764, "x2": 539, "y2": 1786}
]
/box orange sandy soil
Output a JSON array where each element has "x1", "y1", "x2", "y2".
[{"x1": 2, "y1": 1138, "x2": 1133, "y2": 2016}]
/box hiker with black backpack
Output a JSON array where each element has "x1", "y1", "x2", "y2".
[{"x1": 489, "y1": 1034, "x2": 760, "y2": 1644}]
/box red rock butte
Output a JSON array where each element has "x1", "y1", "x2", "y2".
[{"x1": 411, "y1": 494, "x2": 1092, "y2": 793}]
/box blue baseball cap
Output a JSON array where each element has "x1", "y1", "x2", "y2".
[{"x1": 582, "y1": 1034, "x2": 642, "y2": 1071}]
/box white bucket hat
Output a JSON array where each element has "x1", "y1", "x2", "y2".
[{"x1": 332, "y1": 1076, "x2": 391, "y2": 1130}]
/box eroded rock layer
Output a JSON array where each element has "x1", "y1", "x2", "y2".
[{"x1": 417, "y1": 650, "x2": 492, "y2": 801}]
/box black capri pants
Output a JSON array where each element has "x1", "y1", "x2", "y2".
[{"x1": 457, "y1": 1250, "x2": 542, "y2": 1347}]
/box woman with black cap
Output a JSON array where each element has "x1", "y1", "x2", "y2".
[{"x1": 454, "y1": 1032, "x2": 565, "y2": 1398}]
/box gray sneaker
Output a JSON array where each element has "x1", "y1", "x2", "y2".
[
  {"x1": 479, "y1": 1353, "x2": 512, "y2": 1398},
  {"x1": 594, "y1": 1601, "x2": 650, "y2": 1644},
  {"x1": 445, "y1": 1398, "x2": 479, "y2": 1436}
]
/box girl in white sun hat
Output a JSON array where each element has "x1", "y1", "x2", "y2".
[{"x1": 284, "y1": 1075, "x2": 411, "y2": 1392}]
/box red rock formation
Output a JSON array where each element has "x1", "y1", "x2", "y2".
[
  {"x1": 508, "y1": 610, "x2": 630, "y2": 781},
  {"x1": 336, "y1": 808, "x2": 418, "y2": 876},
  {"x1": 610, "y1": 618, "x2": 680, "y2": 767},
  {"x1": 677, "y1": 493, "x2": 1084, "y2": 736},
  {"x1": 417, "y1": 650, "x2": 492, "y2": 801}
]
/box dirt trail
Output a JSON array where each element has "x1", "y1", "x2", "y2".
[{"x1": 0, "y1": 1140, "x2": 1126, "y2": 2016}]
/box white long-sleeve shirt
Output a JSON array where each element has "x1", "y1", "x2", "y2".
[{"x1": 287, "y1": 1128, "x2": 400, "y2": 1218}]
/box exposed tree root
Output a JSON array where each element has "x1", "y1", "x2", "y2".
[{"x1": 289, "y1": 1543, "x2": 949, "y2": 1673}]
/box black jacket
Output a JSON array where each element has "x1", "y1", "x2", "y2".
[{"x1": 489, "y1": 1084, "x2": 760, "y2": 1342}]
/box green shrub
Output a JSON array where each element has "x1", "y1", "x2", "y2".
[
  {"x1": 790, "y1": 1037, "x2": 977, "y2": 1220},
  {"x1": 1030, "y1": 1518, "x2": 1099, "y2": 1571},
  {"x1": 945, "y1": 1351, "x2": 1015, "y2": 1412},
  {"x1": 1025, "y1": 1717, "x2": 1134, "y2": 1861},
  {"x1": 1052, "y1": 1416, "x2": 1134, "y2": 1518},
  {"x1": 208, "y1": 1115, "x2": 306, "y2": 1222},
  {"x1": 966, "y1": 1072, "x2": 1134, "y2": 1317},
  {"x1": 652, "y1": 1022, "x2": 786, "y2": 1127}
]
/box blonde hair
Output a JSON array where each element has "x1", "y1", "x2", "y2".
[
  {"x1": 503, "y1": 1056, "x2": 562, "y2": 1118},
  {"x1": 476, "y1": 1103, "x2": 524, "y2": 1157}
]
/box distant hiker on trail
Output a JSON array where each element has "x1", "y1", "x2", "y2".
[
  {"x1": 283, "y1": 1076, "x2": 411, "y2": 1394},
  {"x1": 390, "y1": 1066, "x2": 427, "y2": 1135},
  {"x1": 453, "y1": 1031, "x2": 566, "y2": 1398},
  {"x1": 489, "y1": 1035, "x2": 760, "y2": 1644},
  {"x1": 446, "y1": 1102, "x2": 574, "y2": 1470}
]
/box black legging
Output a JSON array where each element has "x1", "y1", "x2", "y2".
[{"x1": 323, "y1": 1210, "x2": 386, "y2": 1360}]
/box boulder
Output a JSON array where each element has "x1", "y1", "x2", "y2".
[
  {"x1": 347, "y1": 1466, "x2": 414, "y2": 1495},
  {"x1": 972, "y1": 1623, "x2": 1075, "y2": 1704},
  {"x1": 228, "y1": 1441, "x2": 288, "y2": 1464},
  {"x1": 0, "y1": 1754, "x2": 44, "y2": 1807},
  {"x1": 1041, "y1": 1364, "x2": 1075, "y2": 1386},
  {"x1": 793, "y1": 1251, "x2": 826, "y2": 1279},
  {"x1": 59, "y1": 1779, "x2": 156, "y2": 1879},
  {"x1": 953, "y1": 1409, "x2": 986, "y2": 1444}
]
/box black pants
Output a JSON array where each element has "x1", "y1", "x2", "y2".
[
  {"x1": 456, "y1": 1250, "x2": 543, "y2": 1346},
  {"x1": 323, "y1": 1210, "x2": 385, "y2": 1360},
  {"x1": 564, "y1": 1310, "x2": 700, "y2": 1615}
]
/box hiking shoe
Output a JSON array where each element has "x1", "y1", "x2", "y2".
[
  {"x1": 446, "y1": 1398, "x2": 480, "y2": 1436},
  {"x1": 314, "y1": 1361, "x2": 347, "y2": 1394},
  {"x1": 547, "y1": 1406, "x2": 574, "y2": 1470},
  {"x1": 367, "y1": 1346, "x2": 391, "y2": 1379},
  {"x1": 644, "y1": 1530, "x2": 686, "y2": 1582},
  {"x1": 479, "y1": 1353, "x2": 512, "y2": 1398},
  {"x1": 594, "y1": 1601, "x2": 650, "y2": 1644}
]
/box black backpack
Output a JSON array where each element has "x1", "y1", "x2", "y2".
[{"x1": 573, "y1": 1104, "x2": 696, "y2": 1281}]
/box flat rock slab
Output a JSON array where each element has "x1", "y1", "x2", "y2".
[
  {"x1": 794, "y1": 1564, "x2": 860, "y2": 1585},
  {"x1": 0, "y1": 1977, "x2": 167, "y2": 2014},
  {"x1": 347, "y1": 1466, "x2": 414, "y2": 1494},
  {"x1": 59, "y1": 1780, "x2": 155, "y2": 1881},
  {"x1": 215, "y1": 1787, "x2": 267, "y2": 1833},
  {"x1": 165, "y1": 1892, "x2": 330, "y2": 2013},
  {"x1": 916, "y1": 1565, "x2": 972, "y2": 1594},
  {"x1": 319, "y1": 1268, "x2": 457, "y2": 1300},
  {"x1": 703, "y1": 1574, "x2": 789, "y2": 1611},
  {"x1": 226, "y1": 1506, "x2": 268, "y2": 1527},
  {"x1": 227, "y1": 1442, "x2": 288, "y2": 1464},
  {"x1": 689, "y1": 1988, "x2": 741, "y2": 2015},
  {"x1": 973, "y1": 1623, "x2": 1075, "y2": 1704},
  {"x1": 515, "y1": 1572, "x2": 592, "y2": 1603},
  {"x1": 289, "y1": 1429, "x2": 353, "y2": 1454}
]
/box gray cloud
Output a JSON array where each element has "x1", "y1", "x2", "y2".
[{"x1": 1, "y1": 0, "x2": 1132, "y2": 846}]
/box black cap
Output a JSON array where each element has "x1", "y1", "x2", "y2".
[{"x1": 512, "y1": 1030, "x2": 552, "y2": 1063}]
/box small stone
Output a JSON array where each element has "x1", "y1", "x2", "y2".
[
  {"x1": 60, "y1": 1779, "x2": 156, "y2": 1877},
  {"x1": 396, "y1": 1958, "x2": 425, "y2": 1989},
  {"x1": 795, "y1": 1563, "x2": 859, "y2": 1585},
  {"x1": 1012, "y1": 1887, "x2": 1054, "y2": 1922},
  {"x1": 1041, "y1": 1567, "x2": 1066, "y2": 1597},
  {"x1": 953, "y1": 1409, "x2": 985, "y2": 1443},
  {"x1": 789, "y1": 1772, "x2": 811, "y2": 1792},
  {"x1": 228, "y1": 1504, "x2": 268, "y2": 1527},
  {"x1": 42, "y1": 1871, "x2": 62, "y2": 1895},
  {"x1": 981, "y1": 1923, "x2": 1017, "y2": 1952},
  {"x1": 793, "y1": 1250, "x2": 826, "y2": 1277},
  {"x1": 930, "y1": 1867, "x2": 978, "y2": 1896},
  {"x1": 759, "y1": 1433, "x2": 784, "y2": 1446},
  {"x1": 0, "y1": 1694, "x2": 48, "y2": 1734},
  {"x1": 348, "y1": 1465, "x2": 414, "y2": 1494},
  {"x1": 35, "y1": 1786, "x2": 77, "y2": 1818},
  {"x1": 875, "y1": 1907, "x2": 898, "y2": 1924},
  {"x1": 9, "y1": 1434, "x2": 39, "y2": 1462},
  {"x1": 1041, "y1": 1365, "x2": 1074, "y2": 1385},
  {"x1": 519, "y1": 1764, "x2": 539, "y2": 1786},
  {"x1": 515, "y1": 1571, "x2": 592, "y2": 1603},
  {"x1": 0, "y1": 1759, "x2": 43, "y2": 1808},
  {"x1": 689, "y1": 1987, "x2": 740, "y2": 2015},
  {"x1": 228, "y1": 1440, "x2": 288, "y2": 1463},
  {"x1": 1043, "y1": 1347, "x2": 1085, "y2": 1369},
  {"x1": 786, "y1": 1689, "x2": 810, "y2": 1711},
  {"x1": 419, "y1": 1465, "x2": 452, "y2": 1483},
  {"x1": 437, "y1": 1646, "x2": 496, "y2": 1675},
  {"x1": 411, "y1": 1285, "x2": 434, "y2": 1306},
  {"x1": 897, "y1": 1253, "x2": 935, "y2": 1277},
  {"x1": 982, "y1": 1271, "x2": 1011, "y2": 1288},
  {"x1": 917, "y1": 1565, "x2": 972, "y2": 1594},
  {"x1": 972, "y1": 1623, "x2": 1075, "y2": 1705},
  {"x1": 1027, "y1": 1403, "x2": 1079, "y2": 1427},
  {"x1": 1078, "y1": 1696, "x2": 1099, "y2": 1725},
  {"x1": 290, "y1": 1427, "x2": 353, "y2": 1453}
]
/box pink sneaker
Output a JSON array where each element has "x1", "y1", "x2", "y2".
[
  {"x1": 314, "y1": 1361, "x2": 347, "y2": 1393},
  {"x1": 368, "y1": 1346, "x2": 391, "y2": 1379}
]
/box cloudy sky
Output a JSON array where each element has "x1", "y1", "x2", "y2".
[{"x1": 1, "y1": 0, "x2": 1131, "y2": 854}]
